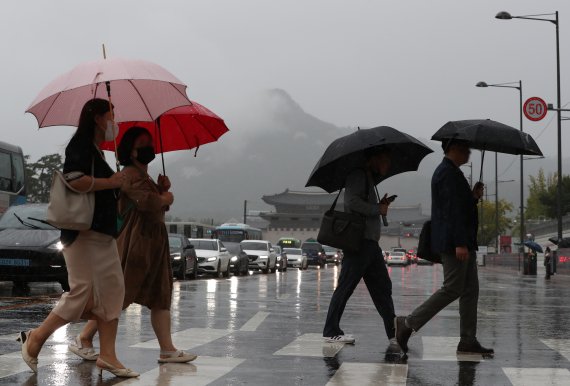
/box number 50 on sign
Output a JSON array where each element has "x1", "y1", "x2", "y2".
[{"x1": 523, "y1": 97, "x2": 548, "y2": 121}]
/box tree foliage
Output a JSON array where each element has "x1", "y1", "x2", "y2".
[
  {"x1": 477, "y1": 199, "x2": 514, "y2": 247},
  {"x1": 25, "y1": 154, "x2": 63, "y2": 203},
  {"x1": 526, "y1": 168, "x2": 570, "y2": 219}
]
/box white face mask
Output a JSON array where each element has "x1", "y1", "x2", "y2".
[{"x1": 105, "y1": 120, "x2": 119, "y2": 142}]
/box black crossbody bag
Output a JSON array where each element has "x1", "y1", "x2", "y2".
[{"x1": 318, "y1": 173, "x2": 378, "y2": 252}]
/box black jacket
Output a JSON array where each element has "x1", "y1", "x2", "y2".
[{"x1": 430, "y1": 157, "x2": 478, "y2": 254}]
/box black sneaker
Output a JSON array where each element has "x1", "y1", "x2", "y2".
[
  {"x1": 456, "y1": 340, "x2": 494, "y2": 357},
  {"x1": 394, "y1": 317, "x2": 413, "y2": 353}
]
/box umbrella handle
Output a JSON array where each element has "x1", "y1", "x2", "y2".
[
  {"x1": 156, "y1": 117, "x2": 166, "y2": 175},
  {"x1": 479, "y1": 149, "x2": 485, "y2": 182}
]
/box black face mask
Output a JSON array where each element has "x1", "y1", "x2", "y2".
[{"x1": 135, "y1": 146, "x2": 156, "y2": 165}]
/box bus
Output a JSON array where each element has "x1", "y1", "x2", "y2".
[
  {"x1": 0, "y1": 141, "x2": 26, "y2": 214},
  {"x1": 277, "y1": 237, "x2": 301, "y2": 249},
  {"x1": 165, "y1": 221, "x2": 216, "y2": 239},
  {"x1": 213, "y1": 223, "x2": 263, "y2": 243}
]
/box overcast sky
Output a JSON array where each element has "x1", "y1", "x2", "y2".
[{"x1": 2, "y1": 0, "x2": 569, "y2": 178}]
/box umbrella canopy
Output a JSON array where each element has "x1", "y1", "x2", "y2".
[
  {"x1": 100, "y1": 101, "x2": 229, "y2": 154},
  {"x1": 524, "y1": 240, "x2": 543, "y2": 253},
  {"x1": 548, "y1": 237, "x2": 570, "y2": 248},
  {"x1": 432, "y1": 119, "x2": 543, "y2": 156},
  {"x1": 26, "y1": 57, "x2": 191, "y2": 127},
  {"x1": 306, "y1": 126, "x2": 433, "y2": 193}
]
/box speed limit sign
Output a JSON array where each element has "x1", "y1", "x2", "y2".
[{"x1": 524, "y1": 97, "x2": 548, "y2": 121}]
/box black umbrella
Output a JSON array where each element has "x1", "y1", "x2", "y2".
[
  {"x1": 306, "y1": 126, "x2": 433, "y2": 193},
  {"x1": 432, "y1": 119, "x2": 543, "y2": 180},
  {"x1": 548, "y1": 237, "x2": 570, "y2": 248}
]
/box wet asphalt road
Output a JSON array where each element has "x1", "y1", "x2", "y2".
[{"x1": 1, "y1": 262, "x2": 570, "y2": 385}]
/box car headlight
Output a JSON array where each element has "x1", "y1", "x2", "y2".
[
  {"x1": 230, "y1": 256, "x2": 238, "y2": 262},
  {"x1": 171, "y1": 253, "x2": 182, "y2": 260},
  {"x1": 259, "y1": 255, "x2": 268, "y2": 259},
  {"x1": 207, "y1": 257, "x2": 217, "y2": 262},
  {"x1": 48, "y1": 241, "x2": 64, "y2": 251},
  {"x1": 334, "y1": 254, "x2": 338, "y2": 258},
  {"x1": 277, "y1": 255, "x2": 282, "y2": 261}
]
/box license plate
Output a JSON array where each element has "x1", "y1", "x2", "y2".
[{"x1": 0, "y1": 258, "x2": 30, "y2": 267}]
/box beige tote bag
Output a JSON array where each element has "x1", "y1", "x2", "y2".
[{"x1": 47, "y1": 160, "x2": 95, "y2": 230}]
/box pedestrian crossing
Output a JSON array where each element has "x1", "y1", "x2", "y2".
[{"x1": 3, "y1": 325, "x2": 570, "y2": 385}]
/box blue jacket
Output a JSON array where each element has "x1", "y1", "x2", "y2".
[{"x1": 431, "y1": 157, "x2": 479, "y2": 254}]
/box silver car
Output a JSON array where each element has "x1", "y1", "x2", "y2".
[
  {"x1": 190, "y1": 239, "x2": 231, "y2": 278},
  {"x1": 284, "y1": 248, "x2": 308, "y2": 270},
  {"x1": 387, "y1": 251, "x2": 408, "y2": 266},
  {"x1": 241, "y1": 240, "x2": 278, "y2": 274}
]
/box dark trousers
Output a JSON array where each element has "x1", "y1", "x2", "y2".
[
  {"x1": 407, "y1": 252, "x2": 479, "y2": 342},
  {"x1": 323, "y1": 240, "x2": 396, "y2": 339}
]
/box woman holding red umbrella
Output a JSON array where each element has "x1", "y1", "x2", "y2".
[{"x1": 70, "y1": 126, "x2": 197, "y2": 364}]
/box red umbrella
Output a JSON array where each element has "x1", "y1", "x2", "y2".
[{"x1": 100, "y1": 101, "x2": 229, "y2": 173}]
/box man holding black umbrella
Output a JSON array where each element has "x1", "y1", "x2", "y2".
[
  {"x1": 395, "y1": 139, "x2": 494, "y2": 357},
  {"x1": 322, "y1": 147, "x2": 401, "y2": 354}
]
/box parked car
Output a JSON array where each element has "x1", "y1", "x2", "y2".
[
  {"x1": 168, "y1": 234, "x2": 198, "y2": 280},
  {"x1": 0, "y1": 204, "x2": 69, "y2": 291},
  {"x1": 323, "y1": 245, "x2": 342, "y2": 266},
  {"x1": 284, "y1": 248, "x2": 308, "y2": 270},
  {"x1": 190, "y1": 238, "x2": 232, "y2": 278},
  {"x1": 225, "y1": 242, "x2": 250, "y2": 276},
  {"x1": 301, "y1": 241, "x2": 327, "y2": 267},
  {"x1": 387, "y1": 251, "x2": 408, "y2": 266},
  {"x1": 241, "y1": 240, "x2": 278, "y2": 273},
  {"x1": 273, "y1": 245, "x2": 288, "y2": 272}
]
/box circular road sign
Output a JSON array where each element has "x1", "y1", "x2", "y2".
[{"x1": 524, "y1": 97, "x2": 548, "y2": 121}]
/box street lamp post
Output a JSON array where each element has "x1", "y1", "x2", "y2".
[
  {"x1": 476, "y1": 80, "x2": 523, "y2": 261},
  {"x1": 496, "y1": 11, "x2": 563, "y2": 246}
]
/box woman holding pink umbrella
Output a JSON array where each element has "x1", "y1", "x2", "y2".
[{"x1": 17, "y1": 98, "x2": 139, "y2": 378}]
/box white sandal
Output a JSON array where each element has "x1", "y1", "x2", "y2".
[
  {"x1": 158, "y1": 350, "x2": 198, "y2": 363},
  {"x1": 17, "y1": 330, "x2": 38, "y2": 373},
  {"x1": 68, "y1": 335, "x2": 99, "y2": 361}
]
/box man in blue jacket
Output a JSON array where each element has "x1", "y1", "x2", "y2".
[{"x1": 395, "y1": 139, "x2": 494, "y2": 357}]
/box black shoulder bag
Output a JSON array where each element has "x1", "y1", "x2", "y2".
[
  {"x1": 417, "y1": 221, "x2": 442, "y2": 264},
  {"x1": 317, "y1": 172, "x2": 373, "y2": 252}
]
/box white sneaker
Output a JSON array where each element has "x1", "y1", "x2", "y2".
[{"x1": 324, "y1": 335, "x2": 356, "y2": 344}]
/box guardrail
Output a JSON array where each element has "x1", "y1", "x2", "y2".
[{"x1": 526, "y1": 215, "x2": 570, "y2": 237}]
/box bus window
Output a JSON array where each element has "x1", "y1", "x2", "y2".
[
  {"x1": 0, "y1": 152, "x2": 11, "y2": 192},
  {"x1": 183, "y1": 224, "x2": 192, "y2": 238},
  {"x1": 12, "y1": 153, "x2": 25, "y2": 193}
]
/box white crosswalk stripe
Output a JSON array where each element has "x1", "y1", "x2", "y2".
[
  {"x1": 273, "y1": 333, "x2": 346, "y2": 357},
  {"x1": 117, "y1": 356, "x2": 245, "y2": 386},
  {"x1": 240, "y1": 311, "x2": 270, "y2": 331},
  {"x1": 131, "y1": 328, "x2": 230, "y2": 351},
  {"x1": 502, "y1": 367, "x2": 570, "y2": 386},
  {"x1": 421, "y1": 337, "x2": 486, "y2": 362},
  {"x1": 326, "y1": 363, "x2": 408, "y2": 386},
  {"x1": 541, "y1": 339, "x2": 570, "y2": 362}
]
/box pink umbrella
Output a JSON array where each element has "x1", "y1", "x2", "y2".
[
  {"x1": 100, "y1": 101, "x2": 229, "y2": 173},
  {"x1": 26, "y1": 57, "x2": 191, "y2": 127}
]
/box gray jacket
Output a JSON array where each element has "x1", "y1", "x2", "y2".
[{"x1": 344, "y1": 169, "x2": 380, "y2": 241}]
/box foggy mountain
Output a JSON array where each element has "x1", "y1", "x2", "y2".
[{"x1": 154, "y1": 89, "x2": 569, "y2": 222}]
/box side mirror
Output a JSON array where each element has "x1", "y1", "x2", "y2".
[
  {"x1": 185, "y1": 244, "x2": 194, "y2": 250},
  {"x1": 270, "y1": 248, "x2": 275, "y2": 253},
  {"x1": 220, "y1": 247, "x2": 228, "y2": 252}
]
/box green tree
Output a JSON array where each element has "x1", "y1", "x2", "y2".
[
  {"x1": 539, "y1": 173, "x2": 570, "y2": 218},
  {"x1": 25, "y1": 154, "x2": 63, "y2": 203},
  {"x1": 477, "y1": 199, "x2": 514, "y2": 247},
  {"x1": 526, "y1": 168, "x2": 548, "y2": 219}
]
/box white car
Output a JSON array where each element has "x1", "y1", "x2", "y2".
[
  {"x1": 241, "y1": 240, "x2": 278, "y2": 274},
  {"x1": 284, "y1": 248, "x2": 308, "y2": 270},
  {"x1": 387, "y1": 251, "x2": 408, "y2": 266},
  {"x1": 190, "y1": 239, "x2": 231, "y2": 278}
]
